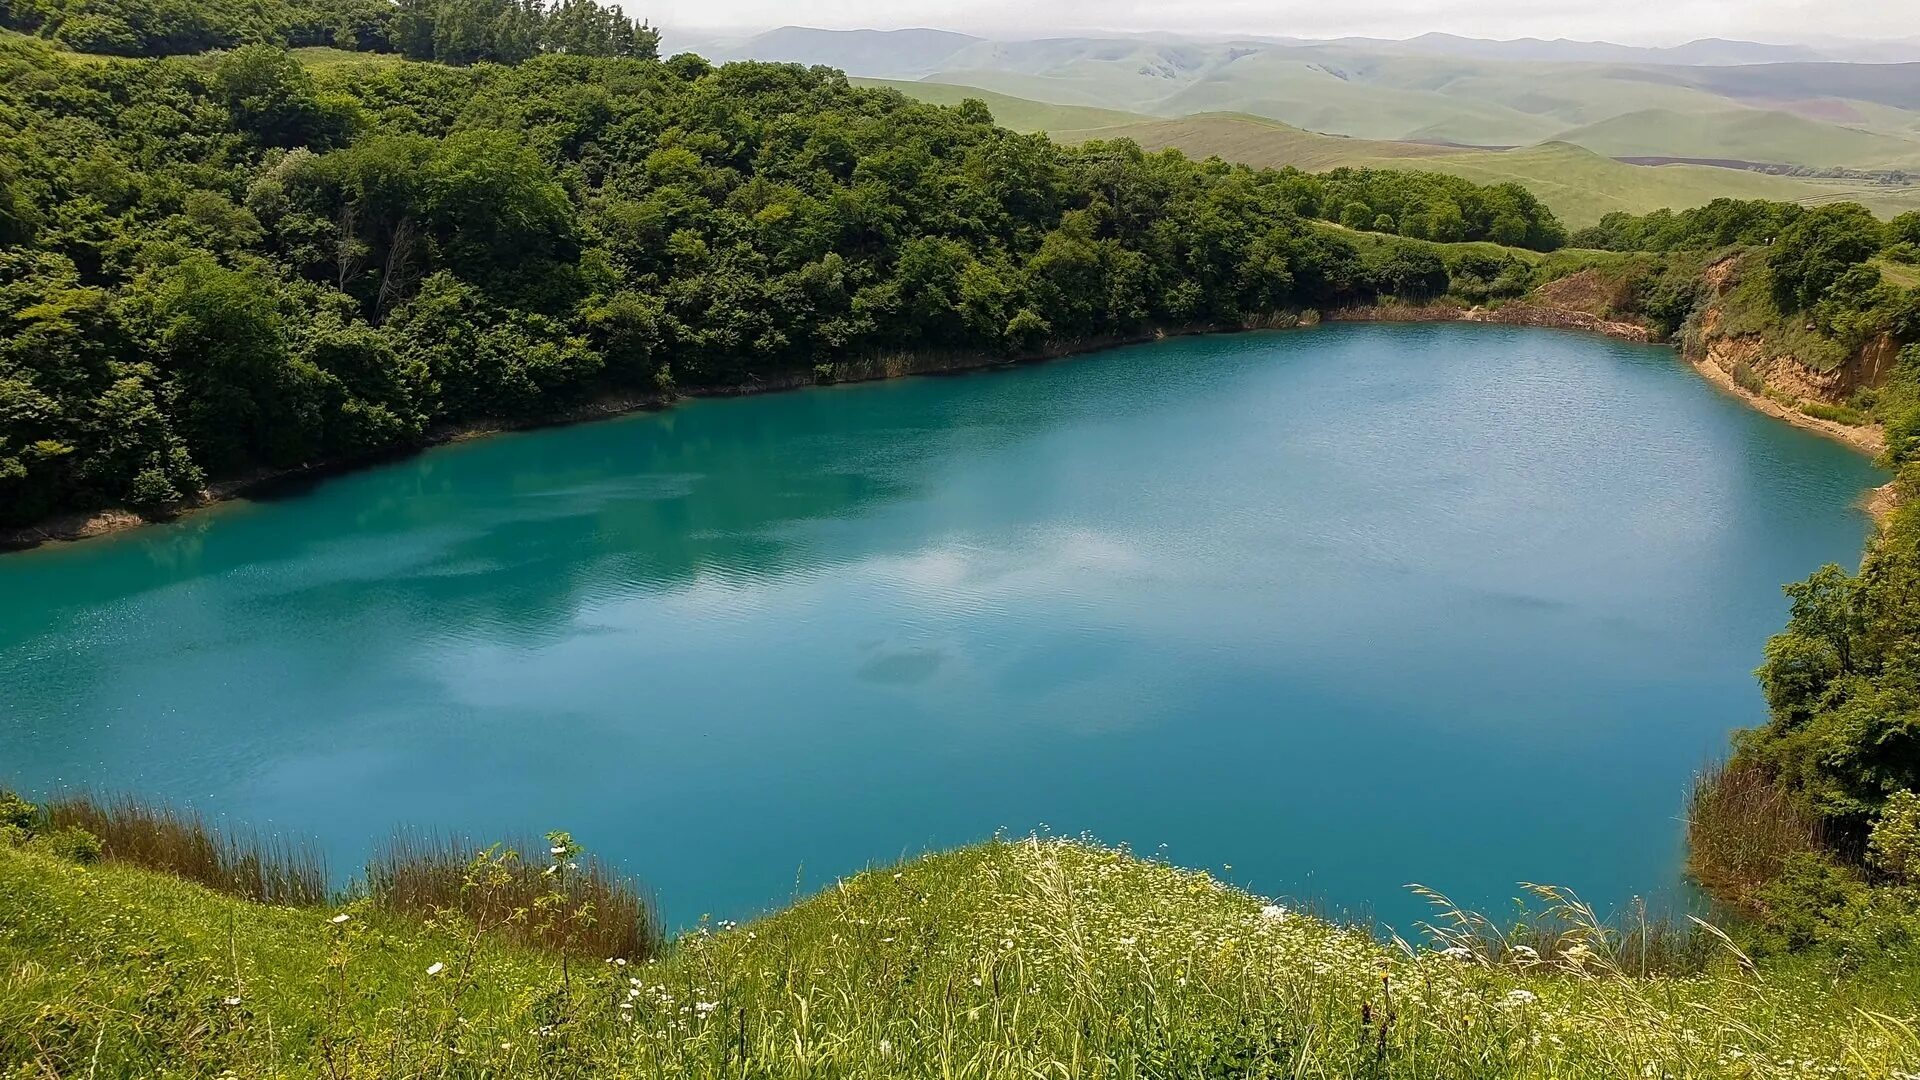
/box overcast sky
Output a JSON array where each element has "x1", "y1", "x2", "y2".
[{"x1": 647, "y1": 0, "x2": 1920, "y2": 46}]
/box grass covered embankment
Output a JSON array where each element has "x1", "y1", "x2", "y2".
[{"x1": 5, "y1": 830, "x2": 1920, "y2": 1077}]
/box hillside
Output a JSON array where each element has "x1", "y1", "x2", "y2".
[
  {"x1": 721, "y1": 27, "x2": 1920, "y2": 173},
  {"x1": 850, "y1": 77, "x2": 1149, "y2": 133},
  {"x1": 5, "y1": 835, "x2": 1920, "y2": 1076},
  {"x1": 1557, "y1": 107, "x2": 1920, "y2": 171},
  {"x1": 902, "y1": 89, "x2": 1920, "y2": 226}
]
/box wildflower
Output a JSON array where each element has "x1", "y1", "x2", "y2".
[
  {"x1": 1509, "y1": 945, "x2": 1540, "y2": 964},
  {"x1": 1441, "y1": 945, "x2": 1474, "y2": 962},
  {"x1": 1502, "y1": 989, "x2": 1538, "y2": 1007},
  {"x1": 427, "y1": 962, "x2": 445, "y2": 976},
  {"x1": 550, "y1": 846, "x2": 566, "y2": 856},
  {"x1": 879, "y1": 1038, "x2": 893, "y2": 1055},
  {"x1": 222, "y1": 996, "x2": 242, "y2": 1007},
  {"x1": 1259, "y1": 904, "x2": 1288, "y2": 921},
  {"x1": 619, "y1": 1002, "x2": 634, "y2": 1010},
  {"x1": 329, "y1": 913, "x2": 351, "y2": 925}
]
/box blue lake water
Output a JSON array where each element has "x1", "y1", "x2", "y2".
[{"x1": 0, "y1": 323, "x2": 1886, "y2": 929}]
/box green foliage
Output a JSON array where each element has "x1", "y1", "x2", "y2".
[
  {"x1": 1871, "y1": 790, "x2": 1920, "y2": 882},
  {"x1": 26, "y1": 825, "x2": 102, "y2": 864},
  {"x1": 1366, "y1": 240, "x2": 1450, "y2": 300},
  {"x1": 0, "y1": 0, "x2": 657, "y2": 61},
  {"x1": 1317, "y1": 168, "x2": 1564, "y2": 251},
  {"x1": 0, "y1": 790, "x2": 37, "y2": 833},
  {"x1": 1723, "y1": 464, "x2": 1920, "y2": 952},
  {"x1": 1769, "y1": 203, "x2": 1888, "y2": 312},
  {"x1": 0, "y1": 38, "x2": 1580, "y2": 526},
  {"x1": 1570, "y1": 198, "x2": 1807, "y2": 252}
]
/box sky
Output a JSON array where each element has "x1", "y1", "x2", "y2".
[{"x1": 644, "y1": 0, "x2": 1920, "y2": 46}]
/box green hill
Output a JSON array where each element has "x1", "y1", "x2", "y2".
[
  {"x1": 889, "y1": 36, "x2": 1920, "y2": 171},
  {"x1": 862, "y1": 82, "x2": 1920, "y2": 226},
  {"x1": 851, "y1": 77, "x2": 1149, "y2": 133},
  {"x1": 1555, "y1": 107, "x2": 1920, "y2": 170}
]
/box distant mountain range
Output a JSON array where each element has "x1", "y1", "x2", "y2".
[{"x1": 656, "y1": 25, "x2": 1920, "y2": 175}]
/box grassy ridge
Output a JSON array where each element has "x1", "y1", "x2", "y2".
[
  {"x1": 864, "y1": 80, "x2": 1920, "y2": 227},
  {"x1": 5, "y1": 835, "x2": 1920, "y2": 1076},
  {"x1": 1048, "y1": 119, "x2": 1888, "y2": 226}
]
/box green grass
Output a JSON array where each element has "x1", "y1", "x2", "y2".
[
  {"x1": 6, "y1": 836, "x2": 1920, "y2": 1077},
  {"x1": 905, "y1": 39, "x2": 1920, "y2": 170},
  {"x1": 289, "y1": 45, "x2": 409, "y2": 71},
  {"x1": 1026, "y1": 109, "x2": 1920, "y2": 226},
  {"x1": 1555, "y1": 108, "x2": 1920, "y2": 172},
  {"x1": 851, "y1": 77, "x2": 1150, "y2": 133}
]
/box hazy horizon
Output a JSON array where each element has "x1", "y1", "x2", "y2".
[{"x1": 645, "y1": 1, "x2": 1920, "y2": 50}]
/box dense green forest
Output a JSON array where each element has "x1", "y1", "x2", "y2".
[
  {"x1": 0, "y1": 0, "x2": 659, "y2": 62},
  {"x1": 0, "y1": 30, "x2": 1565, "y2": 527}
]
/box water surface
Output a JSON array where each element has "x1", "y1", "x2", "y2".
[{"x1": 0, "y1": 324, "x2": 1885, "y2": 927}]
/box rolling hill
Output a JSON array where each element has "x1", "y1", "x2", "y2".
[
  {"x1": 1555, "y1": 107, "x2": 1920, "y2": 170},
  {"x1": 712, "y1": 27, "x2": 1920, "y2": 173},
  {"x1": 857, "y1": 79, "x2": 1920, "y2": 226}
]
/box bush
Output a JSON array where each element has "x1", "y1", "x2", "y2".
[
  {"x1": 1871, "y1": 791, "x2": 1920, "y2": 882},
  {"x1": 0, "y1": 790, "x2": 37, "y2": 832},
  {"x1": 27, "y1": 825, "x2": 103, "y2": 864},
  {"x1": 365, "y1": 829, "x2": 662, "y2": 961}
]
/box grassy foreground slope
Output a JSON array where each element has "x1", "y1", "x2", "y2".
[{"x1": 5, "y1": 837, "x2": 1920, "y2": 1077}]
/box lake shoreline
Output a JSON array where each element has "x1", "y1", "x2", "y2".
[{"x1": 0, "y1": 305, "x2": 1886, "y2": 552}]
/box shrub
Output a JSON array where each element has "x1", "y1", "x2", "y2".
[
  {"x1": 1871, "y1": 790, "x2": 1920, "y2": 882},
  {"x1": 28, "y1": 825, "x2": 103, "y2": 864},
  {"x1": 365, "y1": 829, "x2": 662, "y2": 961},
  {"x1": 0, "y1": 789, "x2": 37, "y2": 832}
]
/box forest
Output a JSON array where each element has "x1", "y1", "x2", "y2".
[
  {"x1": 0, "y1": 28, "x2": 1564, "y2": 527},
  {"x1": 0, "y1": 0, "x2": 660, "y2": 62}
]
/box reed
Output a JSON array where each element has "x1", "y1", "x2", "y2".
[
  {"x1": 1685, "y1": 757, "x2": 1825, "y2": 911},
  {"x1": 363, "y1": 828, "x2": 662, "y2": 961},
  {"x1": 1406, "y1": 882, "x2": 1733, "y2": 978},
  {"x1": 44, "y1": 792, "x2": 328, "y2": 905}
]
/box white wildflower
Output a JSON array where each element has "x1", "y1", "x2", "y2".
[
  {"x1": 1259, "y1": 904, "x2": 1288, "y2": 921},
  {"x1": 222, "y1": 996, "x2": 242, "y2": 1007},
  {"x1": 1502, "y1": 989, "x2": 1538, "y2": 1007},
  {"x1": 1441, "y1": 945, "x2": 1474, "y2": 962}
]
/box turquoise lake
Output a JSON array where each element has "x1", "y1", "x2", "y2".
[{"x1": 0, "y1": 323, "x2": 1887, "y2": 929}]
